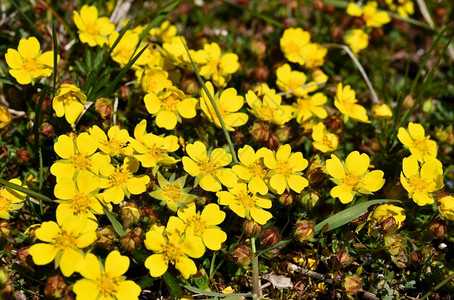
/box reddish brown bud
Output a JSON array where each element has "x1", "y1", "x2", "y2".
[
  {"x1": 16, "y1": 149, "x2": 30, "y2": 163},
  {"x1": 402, "y1": 95, "x2": 414, "y2": 109},
  {"x1": 313, "y1": 0, "x2": 324, "y2": 10},
  {"x1": 343, "y1": 275, "x2": 361, "y2": 295},
  {"x1": 120, "y1": 227, "x2": 143, "y2": 251},
  {"x1": 429, "y1": 220, "x2": 447, "y2": 238},
  {"x1": 410, "y1": 250, "x2": 423, "y2": 265},
  {"x1": 251, "y1": 40, "x2": 267, "y2": 57},
  {"x1": 371, "y1": 27, "x2": 384, "y2": 40},
  {"x1": 324, "y1": 4, "x2": 335, "y2": 13},
  {"x1": 294, "y1": 220, "x2": 315, "y2": 242},
  {"x1": 261, "y1": 228, "x2": 280, "y2": 246},
  {"x1": 332, "y1": 25, "x2": 344, "y2": 41},
  {"x1": 278, "y1": 191, "x2": 295, "y2": 206},
  {"x1": 306, "y1": 168, "x2": 326, "y2": 188},
  {"x1": 275, "y1": 125, "x2": 292, "y2": 143},
  {"x1": 119, "y1": 85, "x2": 130, "y2": 100},
  {"x1": 17, "y1": 247, "x2": 31, "y2": 266},
  {"x1": 300, "y1": 190, "x2": 321, "y2": 208},
  {"x1": 181, "y1": 77, "x2": 198, "y2": 95},
  {"x1": 325, "y1": 115, "x2": 343, "y2": 133},
  {"x1": 0, "y1": 220, "x2": 12, "y2": 239},
  {"x1": 243, "y1": 220, "x2": 262, "y2": 237},
  {"x1": 121, "y1": 203, "x2": 141, "y2": 228},
  {"x1": 40, "y1": 122, "x2": 55, "y2": 139},
  {"x1": 96, "y1": 226, "x2": 116, "y2": 248},
  {"x1": 249, "y1": 121, "x2": 270, "y2": 142},
  {"x1": 266, "y1": 133, "x2": 280, "y2": 150},
  {"x1": 44, "y1": 274, "x2": 68, "y2": 299},
  {"x1": 233, "y1": 130, "x2": 246, "y2": 145},
  {"x1": 230, "y1": 245, "x2": 253, "y2": 266},
  {"x1": 94, "y1": 98, "x2": 112, "y2": 119},
  {"x1": 380, "y1": 216, "x2": 398, "y2": 233},
  {"x1": 336, "y1": 250, "x2": 351, "y2": 265},
  {"x1": 253, "y1": 65, "x2": 269, "y2": 82},
  {"x1": 141, "y1": 207, "x2": 158, "y2": 224}
]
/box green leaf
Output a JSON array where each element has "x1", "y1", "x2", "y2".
[
  {"x1": 184, "y1": 285, "x2": 253, "y2": 298},
  {"x1": 101, "y1": 204, "x2": 127, "y2": 236},
  {"x1": 163, "y1": 271, "x2": 182, "y2": 299},
  {"x1": 137, "y1": 275, "x2": 155, "y2": 289},
  {"x1": 314, "y1": 199, "x2": 401, "y2": 234},
  {"x1": 0, "y1": 178, "x2": 52, "y2": 203}
]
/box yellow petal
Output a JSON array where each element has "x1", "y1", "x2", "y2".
[
  {"x1": 35, "y1": 221, "x2": 60, "y2": 242},
  {"x1": 402, "y1": 156, "x2": 419, "y2": 178},
  {"x1": 408, "y1": 122, "x2": 425, "y2": 139},
  {"x1": 116, "y1": 281, "x2": 142, "y2": 300},
  {"x1": 64, "y1": 101, "x2": 85, "y2": 124},
  {"x1": 54, "y1": 177, "x2": 76, "y2": 200},
  {"x1": 203, "y1": 228, "x2": 227, "y2": 251},
  {"x1": 79, "y1": 252, "x2": 101, "y2": 280},
  {"x1": 276, "y1": 144, "x2": 291, "y2": 161},
  {"x1": 269, "y1": 174, "x2": 287, "y2": 195},
  {"x1": 182, "y1": 156, "x2": 200, "y2": 177},
  {"x1": 219, "y1": 88, "x2": 244, "y2": 112},
  {"x1": 250, "y1": 207, "x2": 273, "y2": 225},
  {"x1": 362, "y1": 170, "x2": 385, "y2": 192},
  {"x1": 186, "y1": 141, "x2": 207, "y2": 162},
  {"x1": 5, "y1": 49, "x2": 23, "y2": 69},
  {"x1": 326, "y1": 154, "x2": 345, "y2": 179},
  {"x1": 201, "y1": 203, "x2": 225, "y2": 225},
  {"x1": 105, "y1": 250, "x2": 129, "y2": 278},
  {"x1": 103, "y1": 186, "x2": 125, "y2": 204},
  {"x1": 144, "y1": 93, "x2": 161, "y2": 114},
  {"x1": 238, "y1": 145, "x2": 256, "y2": 166},
  {"x1": 59, "y1": 248, "x2": 85, "y2": 276},
  {"x1": 177, "y1": 97, "x2": 198, "y2": 119},
  {"x1": 175, "y1": 256, "x2": 197, "y2": 279},
  {"x1": 73, "y1": 279, "x2": 98, "y2": 300},
  {"x1": 287, "y1": 175, "x2": 308, "y2": 193},
  {"x1": 54, "y1": 135, "x2": 75, "y2": 158},
  {"x1": 145, "y1": 254, "x2": 168, "y2": 277},
  {"x1": 346, "y1": 151, "x2": 369, "y2": 175},
  {"x1": 199, "y1": 175, "x2": 222, "y2": 192},
  {"x1": 144, "y1": 228, "x2": 166, "y2": 252},
  {"x1": 126, "y1": 175, "x2": 150, "y2": 195},
  {"x1": 330, "y1": 184, "x2": 354, "y2": 204},
  {"x1": 182, "y1": 236, "x2": 205, "y2": 258},
  {"x1": 29, "y1": 243, "x2": 58, "y2": 265},
  {"x1": 156, "y1": 110, "x2": 178, "y2": 130},
  {"x1": 18, "y1": 37, "x2": 40, "y2": 59}
]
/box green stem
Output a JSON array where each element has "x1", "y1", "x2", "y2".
[
  {"x1": 0, "y1": 178, "x2": 53, "y2": 203},
  {"x1": 209, "y1": 251, "x2": 216, "y2": 278},
  {"x1": 421, "y1": 272, "x2": 454, "y2": 300},
  {"x1": 251, "y1": 236, "x2": 260, "y2": 300}
]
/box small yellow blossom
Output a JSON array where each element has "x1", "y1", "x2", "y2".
[
  {"x1": 245, "y1": 84, "x2": 293, "y2": 125},
  {"x1": 0, "y1": 179, "x2": 27, "y2": 220},
  {"x1": 50, "y1": 133, "x2": 111, "y2": 181},
  {"x1": 280, "y1": 28, "x2": 310, "y2": 65},
  {"x1": 52, "y1": 84, "x2": 87, "y2": 124},
  {"x1": 5, "y1": 36, "x2": 57, "y2": 85},
  {"x1": 400, "y1": 155, "x2": 443, "y2": 206},
  {"x1": 294, "y1": 93, "x2": 328, "y2": 123},
  {"x1": 300, "y1": 43, "x2": 327, "y2": 69},
  {"x1": 232, "y1": 145, "x2": 272, "y2": 195},
  {"x1": 28, "y1": 215, "x2": 97, "y2": 277},
  {"x1": 99, "y1": 157, "x2": 150, "y2": 204},
  {"x1": 150, "y1": 173, "x2": 196, "y2": 212},
  {"x1": 397, "y1": 122, "x2": 438, "y2": 162},
  {"x1": 144, "y1": 225, "x2": 205, "y2": 279},
  {"x1": 344, "y1": 29, "x2": 369, "y2": 55},
  {"x1": 368, "y1": 204, "x2": 406, "y2": 231},
  {"x1": 372, "y1": 103, "x2": 393, "y2": 118},
  {"x1": 334, "y1": 83, "x2": 370, "y2": 123},
  {"x1": 276, "y1": 64, "x2": 315, "y2": 98},
  {"x1": 264, "y1": 144, "x2": 309, "y2": 194},
  {"x1": 326, "y1": 151, "x2": 385, "y2": 204},
  {"x1": 346, "y1": 2, "x2": 391, "y2": 28},
  {"x1": 144, "y1": 87, "x2": 198, "y2": 130},
  {"x1": 129, "y1": 120, "x2": 180, "y2": 169},
  {"x1": 161, "y1": 36, "x2": 204, "y2": 66},
  {"x1": 149, "y1": 20, "x2": 178, "y2": 43},
  {"x1": 200, "y1": 81, "x2": 248, "y2": 131},
  {"x1": 438, "y1": 195, "x2": 454, "y2": 221},
  {"x1": 217, "y1": 183, "x2": 273, "y2": 225},
  {"x1": 199, "y1": 42, "x2": 239, "y2": 87},
  {"x1": 385, "y1": 0, "x2": 414, "y2": 18},
  {"x1": 140, "y1": 67, "x2": 173, "y2": 94},
  {"x1": 0, "y1": 106, "x2": 11, "y2": 129},
  {"x1": 168, "y1": 202, "x2": 227, "y2": 251},
  {"x1": 312, "y1": 122, "x2": 338, "y2": 153},
  {"x1": 182, "y1": 141, "x2": 237, "y2": 192},
  {"x1": 222, "y1": 286, "x2": 235, "y2": 294},
  {"x1": 109, "y1": 30, "x2": 149, "y2": 67},
  {"x1": 73, "y1": 250, "x2": 141, "y2": 299},
  {"x1": 89, "y1": 125, "x2": 133, "y2": 157},
  {"x1": 73, "y1": 5, "x2": 115, "y2": 47}
]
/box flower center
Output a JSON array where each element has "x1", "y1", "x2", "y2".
[
  {"x1": 259, "y1": 106, "x2": 273, "y2": 121},
  {"x1": 147, "y1": 144, "x2": 165, "y2": 161},
  {"x1": 86, "y1": 25, "x2": 100, "y2": 37},
  {"x1": 188, "y1": 215, "x2": 206, "y2": 236},
  {"x1": 408, "y1": 176, "x2": 430, "y2": 192},
  {"x1": 199, "y1": 159, "x2": 218, "y2": 176},
  {"x1": 164, "y1": 242, "x2": 182, "y2": 264},
  {"x1": 322, "y1": 136, "x2": 333, "y2": 148},
  {"x1": 61, "y1": 91, "x2": 79, "y2": 104},
  {"x1": 104, "y1": 139, "x2": 126, "y2": 155},
  {"x1": 249, "y1": 160, "x2": 267, "y2": 179},
  {"x1": 343, "y1": 172, "x2": 362, "y2": 189},
  {"x1": 412, "y1": 138, "x2": 429, "y2": 155},
  {"x1": 163, "y1": 183, "x2": 181, "y2": 203},
  {"x1": 162, "y1": 93, "x2": 180, "y2": 112},
  {"x1": 276, "y1": 160, "x2": 293, "y2": 178},
  {"x1": 109, "y1": 167, "x2": 130, "y2": 187},
  {"x1": 285, "y1": 41, "x2": 302, "y2": 55},
  {"x1": 297, "y1": 99, "x2": 311, "y2": 112},
  {"x1": 237, "y1": 191, "x2": 256, "y2": 209},
  {"x1": 54, "y1": 231, "x2": 77, "y2": 250},
  {"x1": 23, "y1": 58, "x2": 39, "y2": 72},
  {"x1": 70, "y1": 153, "x2": 92, "y2": 171},
  {"x1": 70, "y1": 193, "x2": 92, "y2": 214},
  {"x1": 98, "y1": 272, "x2": 119, "y2": 297}
]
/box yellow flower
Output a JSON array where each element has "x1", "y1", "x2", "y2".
[
  {"x1": 299, "y1": 43, "x2": 327, "y2": 69},
  {"x1": 294, "y1": 93, "x2": 328, "y2": 123},
  {"x1": 263, "y1": 144, "x2": 309, "y2": 194},
  {"x1": 28, "y1": 215, "x2": 97, "y2": 277},
  {"x1": 312, "y1": 122, "x2": 338, "y2": 153},
  {"x1": 385, "y1": 0, "x2": 414, "y2": 18},
  {"x1": 149, "y1": 20, "x2": 178, "y2": 43},
  {"x1": 372, "y1": 103, "x2": 393, "y2": 118},
  {"x1": 140, "y1": 67, "x2": 173, "y2": 94},
  {"x1": 52, "y1": 84, "x2": 87, "y2": 124},
  {"x1": 217, "y1": 183, "x2": 272, "y2": 225},
  {"x1": 89, "y1": 125, "x2": 133, "y2": 156},
  {"x1": 129, "y1": 120, "x2": 180, "y2": 169},
  {"x1": 334, "y1": 83, "x2": 370, "y2": 123},
  {"x1": 144, "y1": 225, "x2": 205, "y2": 279},
  {"x1": 108, "y1": 30, "x2": 149, "y2": 67},
  {"x1": 326, "y1": 151, "x2": 385, "y2": 204},
  {"x1": 0, "y1": 106, "x2": 11, "y2": 129},
  {"x1": 232, "y1": 145, "x2": 272, "y2": 195},
  {"x1": 182, "y1": 141, "x2": 237, "y2": 192},
  {"x1": 0, "y1": 179, "x2": 27, "y2": 220},
  {"x1": 150, "y1": 173, "x2": 196, "y2": 212},
  {"x1": 200, "y1": 81, "x2": 248, "y2": 131},
  {"x1": 144, "y1": 87, "x2": 198, "y2": 130},
  {"x1": 54, "y1": 173, "x2": 103, "y2": 221},
  {"x1": 169, "y1": 202, "x2": 227, "y2": 251},
  {"x1": 73, "y1": 250, "x2": 141, "y2": 299},
  {"x1": 368, "y1": 204, "x2": 406, "y2": 231},
  {"x1": 199, "y1": 42, "x2": 239, "y2": 87},
  {"x1": 347, "y1": 2, "x2": 391, "y2": 28},
  {"x1": 400, "y1": 155, "x2": 443, "y2": 206},
  {"x1": 50, "y1": 133, "x2": 111, "y2": 181},
  {"x1": 161, "y1": 36, "x2": 204, "y2": 66},
  {"x1": 99, "y1": 157, "x2": 150, "y2": 204},
  {"x1": 5, "y1": 36, "x2": 57, "y2": 85},
  {"x1": 438, "y1": 195, "x2": 454, "y2": 221},
  {"x1": 73, "y1": 5, "x2": 115, "y2": 47},
  {"x1": 344, "y1": 29, "x2": 369, "y2": 55},
  {"x1": 280, "y1": 28, "x2": 310, "y2": 65},
  {"x1": 245, "y1": 84, "x2": 293, "y2": 125},
  {"x1": 397, "y1": 122, "x2": 438, "y2": 162},
  {"x1": 276, "y1": 64, "x2": 313, "y2": 98}
]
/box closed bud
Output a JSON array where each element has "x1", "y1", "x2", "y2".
[
  {"x1": 121, "y1": 203, "x2": 141, "y2": 228},
  {"x1": 44, "y1": 274, "x2": 68, "y2": 299},
  {"x1": 181, "y1": 77, "x2": 198, "y2": 95},
  {"x1": 313, "y1": 0, "x2": 324, "y2": 10},
  {"x1": 300, "y1": 191, "x2": 320, "y2": 208},
  {"x1": 275, "y1": 125, "x2": 292, "y2": 143},
  {"x1": 96, "y1": 226, "x2": 116, "y2": 248},
  {"x1": 266, "y1": 133, "x2": 280, "y2": 150},
  {"x1": 402, "y1": 95, "x2": 414, "y2": 109},
  {"x1": 261, "y1": 228, "x2": 280, "y2": 246},
  {"x1": 429, "y1": 220, "x2": 446, "y2": 238},
  {"x1": 371, "y1": 27, "x2": 384, "y2": 40},
  {"x1": 294, "y1": 220, "x2": 315, "y2": 242},
  {"x1": 141, "y1": 206, "x2": 158, "y2": 224},
  {"x1": 336, "y1": 250, "x2": 351, "y2": 265},
  {"x1": 17, "y1": 247, "x2": 31, "y2": 266},
  {"x1": 95, "y1": 98, "x2": 112, "y2": 119},
  {"x1": 230, "y1": 245, "x2": 252, "y2": 266},
  {"x1": 384, "y1": 234, "x2": 405, "y2": 256},
  {"x1": 306, "y1": 168, "x2": 326, "y2": 188},
  {"x1": 233, "y1": 130, "x2": 246, "y2": 145},
  {"x1": 278, "y1": 191, "x2": 295, "y2": 206},
  {"x1": 40, "y1": 122, "x2": 55, "y2": 139},
  {"x1": 250, "y1": 121, "x2": 270, "y2": 142},
  {"x1": 380, "y1": 216, "x2": 398, "y2": 233},
  {"x1": 16, "y1": 149, "x2": 30, "y2": 163},
  {"x1": 343, "y1": 275, "x2": 361, "y2": 295},
  {"x1": 251, "y1": 40, "x2": 266, "y2": 57},
  {"x1": 410, "y1": 250, "x2": 423, "y2": 265},
  {"x1": 243, "y1": 220, "x2": 262, "y2": 237},
  {"x1": 253, "y1": 65, "x2": 269, "y2": 82},
  {"x1": 0, "y1": 220, "x2": 11, "y2": 238},
  {"x1": 120, "y1": 227, "x2": 143, "y2": 251}
]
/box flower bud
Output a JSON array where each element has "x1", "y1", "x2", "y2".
[
  {"x1": 299, "y1": 191, "x2": 320, "y2": 209},
  {"x1": 336, "y1": 250, "x2": 351, "y2": 265},
  {"x1": 121, "y1": 203, "x2": 141, "y2": 228},
  {"x1": 17, "y1": 247, "x2": 31, "y2": 267},
  {"x1": 181, "y1": 77, "x2": 198, "y2": 95},
  {"x1": 16, "y1": 149, "x2": 30, "y2": 163},
  {"x1": 275, "y1": 125, "x2": 292, "y2": 143},
  {"x1": 94, "y1": 98, "x2": 112, "y2": 119},
  {"x1": 233, "y1": 130, "x2": 246, "y2": 145},
  {"x1": 0, "y1": 106, "x2": 11, "y2": 129},
  {"x1": 96, "y1": 226, "x2": 116, "y2": 248},
  {"x1": 384, "y1": 234, "x2": 405, "y2": 256},
  {"x1": 306, "y1": 168, "x2": 326, "y2": 188},
  {"x1": 410, "y1": 250, "x2": 423, "y2": 265},
  {"x1": 313, "y1": 0, "x2": 324, "y2": 10},
  {"x1": 0, "y1": 221, "x2": 12, "y2": 239},
  {"x1": 251, "y1": 40, "x2": 266, "y2": 57},
  {"x1": 278, "y1": 191, "x2": 295, "y2": 206},
  {"x1": 44, "y1": 274, "x2": 68, "y2": 299},
  {"x1": 230, "y1": 245, "x2": 252, "y2": 266},
  {"x1": 141, "y1": 206, "x2": 158, "y2": 225},
  {"x1": 40, "y1": 122, "x2": 55, "y2": 139},
  {"x1": 249, "y1": 121, "x2": 270, "y2": 142},
  {"x1": 120, "y1": 227, "x2": 143, "y2": 251},
  {"x1": 253, "y1": 65, "x2": 269, "y2": 82},
  {"x1": 343, "y1": 275, "x2": 361, "y2": 295},
  {"x1": 243, "y1": 220, "x2": 262, "y2": 237},
  {"x1": 429, "y1": 220, "x2": 447, "y2": 238},
  {"x1": 380, "y1": 216, "x2": 398, "y2": 233},
  {"x1": 266, "y1": 133, "x2": 280, "y2": 150},
  {"x1": 294, "y1": 220, "x2": 315, "y2": 242},
  {"x1": 261, "y1": 228, "x2": 280, "y2": 246}
]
